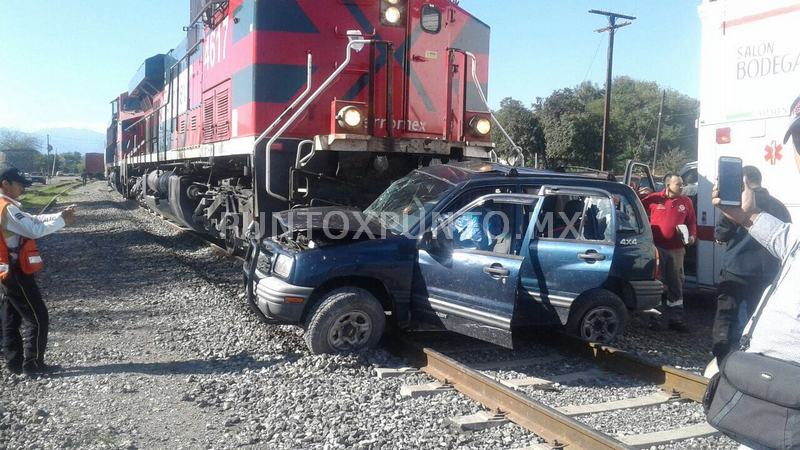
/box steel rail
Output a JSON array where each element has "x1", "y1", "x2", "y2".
[
  {"x1": 154, "y1": 207, "x2": 244, "y2": 261},
  {"x1": 39, "y1": 181, "x2": 83, "y2": 214},
  {"x1": 394, "y1": 331, "x2": 711, "y2": 449},
  {"x1": 397, "y1": 339, "x2": 632, "y2": 450},
  {"x1": 544, "y1": 335, "x2": 709, "y2": 403}
]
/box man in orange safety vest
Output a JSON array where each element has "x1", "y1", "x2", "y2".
[{"x1": 0, "y1": 167, "x2": 75, "y2": 376}]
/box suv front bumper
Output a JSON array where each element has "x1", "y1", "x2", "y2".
[
  {"x1": 248, "y1": 269, "x2": 313, "y2": 323},
  {"x1": 630, "y1": 280, "x2": 663, "y2": 310}
]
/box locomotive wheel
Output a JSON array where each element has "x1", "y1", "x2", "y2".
[{"x1": 304, "y1": 287, "x2": 386, "y2": 354}]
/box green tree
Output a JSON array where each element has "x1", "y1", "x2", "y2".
[
  {"x1": 58, "y1": 152, "x2": 84, "y2": 174},
  {"x1": 0, "y1": 130, "x2": 40, "y2": 153},
  {"x1": 534, "y1": 82, "x2": 604, "y2": 168},
  {"x1": 606, "y1": 77, "x2": 699, "y2": 171},
  {"x1": 531, "y1": 78, "x2": 698, "y2": 173},
  {"x1": 657, "y1": 148, "x2": 692, "y2": 175},
  {"x1": 491, "y1": 97, "x2": 544, "y2": 165},
  {"x1": 0, "y1": 130, "x2": 43, "y2": 172}
]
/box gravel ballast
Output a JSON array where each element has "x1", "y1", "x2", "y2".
[{"x1": 0, "y1": 183, "x2": 540, "y2": 449}]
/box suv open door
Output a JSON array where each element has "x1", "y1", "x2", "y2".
[{"x1": 623, "y1": 160, "x2": 657, "y2": 194}]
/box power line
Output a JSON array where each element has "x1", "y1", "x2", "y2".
[{"x1": 582, "y1": 36, "x2": 605, "y2": 83}]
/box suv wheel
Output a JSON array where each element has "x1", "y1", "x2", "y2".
[
  {"x1": 566, "y1": 290, "x2": 627, "y2": 344},
  {"x1": 304, "y1": 287, "x2": 386, "y2": 354}
]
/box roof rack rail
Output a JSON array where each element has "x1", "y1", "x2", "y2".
[{"x1": 553, "y1": 165, "x2": 616, "y2": 181}]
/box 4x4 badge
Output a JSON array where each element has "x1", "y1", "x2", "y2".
[{"x1": 619, "y1": 238, "x2": 638, "y2": 245}]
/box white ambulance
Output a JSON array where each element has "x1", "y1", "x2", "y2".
[{"x1": 689, "y1": 0, "x2": 800, "y2": 290}]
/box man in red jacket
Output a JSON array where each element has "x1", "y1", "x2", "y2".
[{"x1": 642, "y1": 174, "x2": 697, "y2": 331}]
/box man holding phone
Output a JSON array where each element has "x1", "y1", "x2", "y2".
[
  {"x1": 706, "y1": 96, "x2": 800, "y2": 448},
  {"x1": 711, "y1": 96, "x2": 800, "y2": 365},
  {"x1": 712, "y1": 166, "x2": 790, "y2": 361},
  {"x1": 642, "y1": 174, "x2": 697, "y2": 331}
]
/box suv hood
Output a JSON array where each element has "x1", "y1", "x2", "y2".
[{"x1": 274, "y1": 206, "x2": 389, "y2": 237}]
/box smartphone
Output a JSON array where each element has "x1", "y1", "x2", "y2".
[{"x1": 717, "y1": 157, "x2": 743, "y2": 207}]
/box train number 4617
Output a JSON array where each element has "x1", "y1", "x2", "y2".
[{"x1": 203, "y1": 17, "x2": 230, "y2": 70}]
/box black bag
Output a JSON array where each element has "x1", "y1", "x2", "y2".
[
  {"x1": 706, "y1": 352, "x2": 800, "y2": 449},
  {"x1": 704, "y1": 245, "x2": 800, "y2": 449}
]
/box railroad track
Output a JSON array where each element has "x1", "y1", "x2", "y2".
[
  {"x1": 385, "y1": 331, "x2": 723, "y2": 450},
  {"x1": 143, "y1": 202, "x2": 245, "y2": 262},
  {"x1": 39, "y1": 181, "x2": 83, "y2": 214}
]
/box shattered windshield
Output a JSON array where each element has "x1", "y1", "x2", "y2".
[{"x1": 364, "y1": 170, "x2": 456, "y2": 234}]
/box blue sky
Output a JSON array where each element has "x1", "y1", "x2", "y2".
[{"x1": 0, "y1": 1, "x2": 701, "y2": 134}]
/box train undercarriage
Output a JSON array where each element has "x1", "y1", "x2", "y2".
[{"x1": 112, "y1": 141, "x2": 445, "y2": 253}]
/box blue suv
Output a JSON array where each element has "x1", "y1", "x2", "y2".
[{"x1": 244, "y1": 162, "x2": 662, "y2": 354}]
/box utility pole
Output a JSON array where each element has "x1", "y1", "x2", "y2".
[
  {"x1": 50, "y1": 146, "x2": 57, "y2": 178},
  {"x1": 652, "y1": 90, "x2": 666, "y2": 171},
  {"x1": 589, "y1": 9, "x2": 636, "y2": 172}
]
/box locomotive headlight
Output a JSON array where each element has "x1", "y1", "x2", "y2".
[
  {"x1": 385, "y1": 0, "x2": 399, "y2": 4},
  {"x1": 384, "y1": 6, "x2": 402, "y2": 24},
  {"x1": 470, "y1": 116, "x2": 492, "y2": 136},
  {"x1": 337, "y1": 106, "x2": 364, "y2": 130},
  {"x1": 273, "y1": 254, "x2": 294, "y2": 278}
]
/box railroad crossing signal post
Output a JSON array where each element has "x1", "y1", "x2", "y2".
[
  {"x1": 589, "y1": 9, "x2": 636, "y2": 172},
  {"x1": 46, "y1": 134, "x2": 53, "y2": 180}
]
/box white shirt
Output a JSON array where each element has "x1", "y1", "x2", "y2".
[
  {"x1": 0, "y1": 193, "x2": 65, "y2": 249},
  {"x1": 745, "y1": 212, "x2": 800, "y2": 363}
]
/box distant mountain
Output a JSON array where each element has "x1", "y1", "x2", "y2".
[
  {"x1": 31, "y1": 128, "x2": 106, "y2": 155},
  {"x1": 0, "y1": 127, "x2": 105, "y2": 155}
]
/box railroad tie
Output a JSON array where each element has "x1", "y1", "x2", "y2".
[
  {"x1": 499, "y1": 376, "x2": 553, "y2": 390},
  {"x1": 556, "y1": 391, "x2": 677, "y2": 416},
  {"x1": 447, "y1": 410, "x2": 509, "y2": 432},
  {"x1": 470, "y1": 355, "x2": 563, "y2": 371},
  {"x1": 509, "y1": 444, "x2": 558, "y2": 450},
  {"x1": 399, "y1": 381, "x2": 454, "y2": 398},
  {"x1": 548, "y1": 369, "x2": 607, "y2": 384},
  {"x1": 618, "y1": 422, "x2": 719, "y2": 448},
  {"x1": 374, "y1": 367, "x2": 421, "y2": 379},
  {"x1": 499, "y1": 369, "x2": 607, "y2": 391}
]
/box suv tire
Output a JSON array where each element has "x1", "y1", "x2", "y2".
[
  {"x1": 304, "y1": 287, "x2": 386, "y2": 354},
  {"x1": 566, "y1": 289, "x2": 627, "y2": 344}
]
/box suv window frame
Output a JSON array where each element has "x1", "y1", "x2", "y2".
[
  {"x1": 615, "y1": 192, "x2": 643, "y2": 234},
  {"x1": 522, "y1": 182, "x2": 645, "y2": 236},
  {"x1": 432, "y1": 182, "x2": 517, "y2": 223},
  {"x1": 525, "y1": 185, "x2": 617, "y2": 246}
]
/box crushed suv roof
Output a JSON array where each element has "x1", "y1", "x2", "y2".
[{"x1": 421, "y1": 161, "x2": 617, "y2": 183}]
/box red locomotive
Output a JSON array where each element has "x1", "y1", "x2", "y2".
[{"x1": 106, "y1": 0, "x2": 495, "y2": 250}]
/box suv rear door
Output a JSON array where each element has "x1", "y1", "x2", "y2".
[{"x1": 518, "y1": 187, "x2": 616, "y2": 322}]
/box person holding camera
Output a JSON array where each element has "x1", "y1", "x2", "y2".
[
  {"x1": 642, "y1": 174, "x2": 697, "y2": 332},
  {"x1": 711, "y1": 166, "x2": 790, "y2": 362},
  {"x1": 705, "y1": 97, "x2": 800, "y2": 448},
  {"x1": 712, "y1": 100, "x2": 800, "y2": 365},
  {"x1": 0, "y1": 168, "x2": 76, "y2": 376}
]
